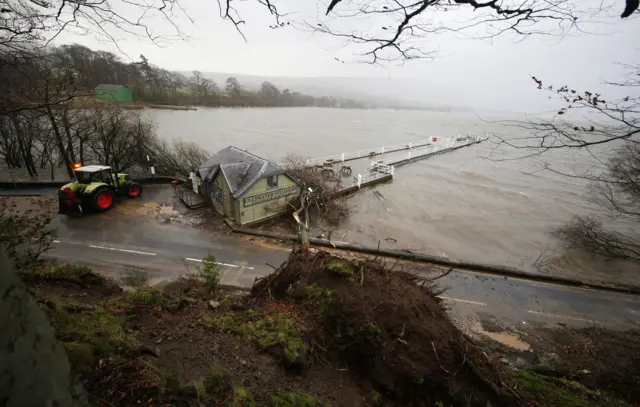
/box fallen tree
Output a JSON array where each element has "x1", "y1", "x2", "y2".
[{"x1": 252, "y1": 249, "x2": 518, "y2": 406}]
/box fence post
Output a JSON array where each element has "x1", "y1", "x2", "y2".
[
  {"x1": 357, "y1": 174, "x2": 362, "y2": 188},
  {"x1": 409, "y1": 142, "x2": 413, "y2": 150},
  {"x1": 341, "y1": 153, "x2": 345, "y2": 163},
  {"x1": 408, "y1": 151, "x2": 412, "y2": 161},
  {"x1": 391, "y1": 166, "x2": 395, "y2": 177}
]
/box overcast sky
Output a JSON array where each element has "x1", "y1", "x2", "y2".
[{"x1": 53, "y1": 0, "x2": 640, "y2": 111}]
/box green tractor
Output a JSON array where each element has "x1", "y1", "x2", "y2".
[{"x1": 58, "y1": 165, "x2": 143, "y2": 214}]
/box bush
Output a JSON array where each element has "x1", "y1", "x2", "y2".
[
  {"x1": 194, "y1": 251, "x2": 221, "y2": 292},
  {"x1": 0, "y1": 206, "x2": 53, "y2": 270}
]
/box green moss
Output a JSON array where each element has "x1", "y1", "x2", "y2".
[
  {"x1": 368, "y1": 390, "x2": 382, "y2": 406},
  {"x1": 326, "y1": 263, "x2": 353, "y2": 276},
  {"x1": 228, "y1": 386, "x2": 256, "y2": 407},
  {"x1": 305, "y1": 283, "x2": 335, "y2": 316},
  {"x1": 507, "y1": 370, "x2": 629, "y2": 407},
  {"x1": 63, "y1": 342, "x2": 93, "y2": 369},
  {"x1": 48, "y1": 299, "x2": 138, "y2": 370},
  {"x1": 203, "y1": 364, "x2": 233, "y2": 395},
  {"x1": 269, "y1": 391, "x2": 316, "y2": 407},
  {"x1": 203, "y1": 310, "x2": 307, "y2": 368},
  {"x1": 163, "y1": 374, "x2": 181, "y2": 392}
]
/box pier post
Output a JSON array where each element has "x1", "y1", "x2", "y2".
[
  {"x1": 341, "y1": 153, "x2": 345, "y2": 163},
  {"x1": 408, "y1": 151, "x2": 412, "y2": 161},
  {"x1": 409, "y1": 142, "x2": 413, "y2": 150},
  {"x1": 357, "y1": 174, "x2": 362, "y2": 188},
  {"x1": 381, "y1": 146, "x2": 385, "y2": 154}
]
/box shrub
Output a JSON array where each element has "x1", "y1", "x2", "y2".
[{"x1": 194, "y1": 251, "x2": 221, "y2": 292}]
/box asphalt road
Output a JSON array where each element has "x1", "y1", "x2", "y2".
[{"x1": 47, "y1": 210, "x2": 640, "y2": 330}]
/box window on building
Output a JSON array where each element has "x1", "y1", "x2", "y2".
[{"x1": 267, "y1": 175, "x2": 278, "y2": 188}]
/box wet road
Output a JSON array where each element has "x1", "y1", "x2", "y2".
[{"x1": 46, "y1": 211, "x2": 640, "y2": 330}]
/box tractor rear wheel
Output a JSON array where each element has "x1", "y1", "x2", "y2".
[
  {"x1": 126, "y1": 182, "x2": 142, "y2": 198},
  {"x1": 91, "y1": 188, "x2": 115, "y2": 212}
]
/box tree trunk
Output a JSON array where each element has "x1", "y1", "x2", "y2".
[
  {"x1": 61, "y1": 109, "x2": 76, "y2": 163},
  {"x1": 46, "y1": 105, "x2": 74, "y2": 179}
]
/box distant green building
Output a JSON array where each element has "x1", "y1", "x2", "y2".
[{"x1": 95, "y1": 84, "x2": 133, "y2": 103}]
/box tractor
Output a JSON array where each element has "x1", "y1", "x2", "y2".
[{"x1": 58, "y1": 165, "x2": 143, "y2": 214}]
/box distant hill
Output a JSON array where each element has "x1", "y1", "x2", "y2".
[{"x1": 183, "y1": 72, "x2": 474, "y2": 112}]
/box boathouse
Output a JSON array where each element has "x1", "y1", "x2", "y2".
[{"x1": 196, "y1": 147, "x2": 300, "y2": 225}]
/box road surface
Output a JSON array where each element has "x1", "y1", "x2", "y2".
[{"x1": 45, "y1": 209, "x2": 640, "y2": 331}]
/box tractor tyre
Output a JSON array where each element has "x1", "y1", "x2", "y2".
[
  {"x1": 126, "y1": 182, "x2": 143, "y2": 198},
  {"x1": 90, "y1": 187, "x2": 115, "y2": 212}
]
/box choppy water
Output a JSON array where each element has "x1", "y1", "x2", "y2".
[{"x1": 151, "y1": 107, "x2": 639, "y2": 280}]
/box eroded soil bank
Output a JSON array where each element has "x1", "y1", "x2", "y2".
[{"x1": 22, "y1": 249, "x2": 640, "y2": 406}]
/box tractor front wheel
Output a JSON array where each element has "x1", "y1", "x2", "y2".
[
  {"x1": 126, "y1": 182, "x2": 142, "y2": 198},
  {"x1": 91, "y1": 188, "x2": 115, "y2": 212}
]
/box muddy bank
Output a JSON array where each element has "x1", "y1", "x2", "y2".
[{"x1": 21, "y1": 248, "x2": 638, "y2": 406}]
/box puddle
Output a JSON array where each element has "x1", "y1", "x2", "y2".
[{"x1": 468, "y1": 320, "x2": 531, "y2": 351}]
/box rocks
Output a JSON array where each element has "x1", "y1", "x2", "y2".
[{"x1": 208, "y1": 300, "x2": 221, "y2": 310}]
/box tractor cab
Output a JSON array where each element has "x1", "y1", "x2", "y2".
[
  {"x1": 59, "y1": 164, "x2": 142, "y2": 214},
  {"x1": 73, "y1": 165, "x2": 125, "y2": 188}
]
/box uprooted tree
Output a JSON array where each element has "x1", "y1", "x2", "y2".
[
  {"x1": 493, "y1": 63, "x2": 640, "y2": 264},
  {"x1": 282, "y1": 154, "x2": 349, "y2": 240}
]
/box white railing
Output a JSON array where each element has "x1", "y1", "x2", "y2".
[
  {"x1": 352, "y1": 171, "x2": 390, "y2": 188},
  {"x1": 379, "y1": 134, "x2": 489, "y2": 166},
  {"x1": 305, "y1": 133, "x2": 490, "y2": 167},
  {"x1": 305, "y1": 138, "x2": 434, "y2": 166}
]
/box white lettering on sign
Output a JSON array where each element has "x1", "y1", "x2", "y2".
[{"x1": 243, "y1": 186, "x2": 299, "y2": 207}]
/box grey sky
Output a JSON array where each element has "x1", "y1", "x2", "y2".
[{"x1": 53, "y1": 0, "x2": 640, "y2": 111}]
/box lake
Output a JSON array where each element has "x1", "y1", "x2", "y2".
[{"x1": 150, "y1": 107, "x2": 639, "y2": 283}]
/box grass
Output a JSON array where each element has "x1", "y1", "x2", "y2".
[
  {"x1": 203, "y1": 309, "x2": 307, "y2": 368},
  {"x1": 269, "y1": 391, "x2": 316, "y2": 407},
  {"x1": 46, "y1": 297, "x2": 138, "y2": 370},
  {"x1": 506, "y1": 369, "x2": 630, "y2": 407}
]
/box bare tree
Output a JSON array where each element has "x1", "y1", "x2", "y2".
[
  {"x1": 220, "y1": 0, "x2": 635, "y2": 63},
  {"x1": 145, "y1": 138, "x2": 211, "y2": 177},
  {"x1": 492, "y1": 62, "x2": 640, "y2": 265}
]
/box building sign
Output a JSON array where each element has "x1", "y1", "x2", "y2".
[
  {"x1": 213, "y1": 183, "x2": 223, "y2": 204},
  {"x1": 243, "y1": 186, "x2": 299, "y2": 207}
]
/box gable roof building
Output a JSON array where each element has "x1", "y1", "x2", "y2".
[
  {"x1": 95, "y1": 84, "x2": 133, "y2": 103},
  {"x1": 197, "y1": 147, "x2": 299, "y2": 225}
]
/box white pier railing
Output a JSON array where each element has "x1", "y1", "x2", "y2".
[
  {"x1": 305, "y1": 134, "x2": 487, "y2": 167},
  {"x1": 306, "y1": 138, "x2": 434, "y2": 166}
]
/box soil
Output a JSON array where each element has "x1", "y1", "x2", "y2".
[
  {"x1": 24, "y1": 249, "x2": 640, "y2": 407},
  {"x1": 523, "y1": 325, "x2": 640, "y2": 402},
  {"x1": 27, "y1": 268, "x2": 368, "y2": 406},
  {"x1": 0, "y1": 195, "x2": 57, "y2": 219},
  {"x1": 252, "y1": 249, "x2": 515, "y2": 407}
]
